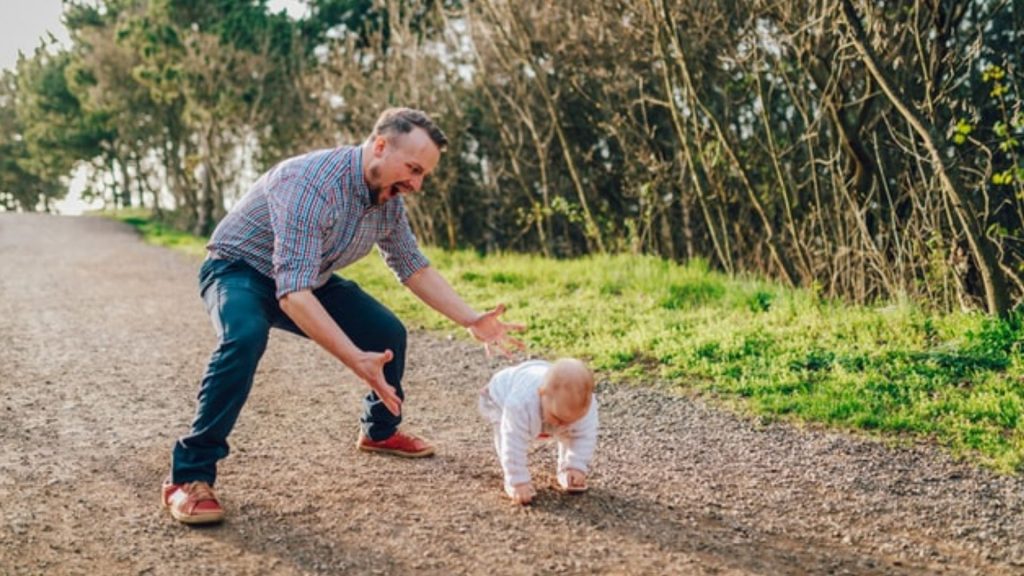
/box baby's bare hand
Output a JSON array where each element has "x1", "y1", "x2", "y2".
[{"x1": 510, "y1": 482, "x2": 536, "y2": 505}]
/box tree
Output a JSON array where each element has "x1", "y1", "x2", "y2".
[
  {"x1": 0, "y1": 69, "x2": 61, "y2": 211},
  {"x1": 13, "y1": 42, "x2": 111, "y2": 211}
]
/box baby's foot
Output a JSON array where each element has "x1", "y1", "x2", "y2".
[{"x1": 557, "y1": 469, "x2": 588, "y2": 493}]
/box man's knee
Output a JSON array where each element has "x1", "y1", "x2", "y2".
[
  {"x1": 361, "y1": 308, "x2": 407, "y2": 351},
  {"x1": 384, "y1": 316, "x2": 407, "y2": 349},
  {"x1": 220, "y1": 317, "x2": 270, "y2": 363}
]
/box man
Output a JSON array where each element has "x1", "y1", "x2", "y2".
[{"x1": 162, "y1": 108, "x2": 525, "y2": 525}]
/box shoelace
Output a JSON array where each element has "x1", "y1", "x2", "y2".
[{"x1": 184, "y1": 481, "x2": 217, "y2": 503}]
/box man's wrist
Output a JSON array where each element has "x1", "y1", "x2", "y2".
[{"x1": 460, "y1": 310, "x2": 482, "y2": 328}]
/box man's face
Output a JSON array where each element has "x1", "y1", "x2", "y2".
[{"x1": 366, "y1": 127, "x2": 441, "y2": 205}]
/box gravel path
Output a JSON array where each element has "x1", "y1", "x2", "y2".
[{"x1": 1, "y1": 212, "x2": 1021, "y2": 575}]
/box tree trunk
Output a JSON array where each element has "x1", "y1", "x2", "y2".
[
  {"x1": 194, "y1": 125, "x2": 216, "y2": 237},
  {"x1": 119, "y1": 152, "x2": 132, "y2": 209},
  {"x1": 654, "y1": 0, "x2": 798, "y2": 285},
  {"x1": 107, "y1": 154, "x2": 121, "y2": 209},
  {"x1": 840, "y1": 0, "x2": 1011, "y2": 316}
]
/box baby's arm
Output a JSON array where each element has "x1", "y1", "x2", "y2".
[
  {"x1": 556, "y1": 398, "x2": 599, "y2": 490},
  {"x1": 499, "y1": 405, "x2": 534, "y2": 504}
]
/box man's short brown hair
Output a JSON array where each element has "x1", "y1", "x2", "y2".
[{"x1": 371, "y1": 108, "x2": 449, "y2": 152}]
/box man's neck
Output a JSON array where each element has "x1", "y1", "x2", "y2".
[{"x1": 360, "y1": 140, "x2": 374, "y2": 188}]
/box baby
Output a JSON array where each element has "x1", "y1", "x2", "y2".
[{"x1": 478, "y1": 358, "x2": 598, "y2": 505}]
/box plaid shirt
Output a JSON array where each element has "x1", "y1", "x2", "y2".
[{"x1": 207, "y1": 145, "x2": 429, "y2": 298}]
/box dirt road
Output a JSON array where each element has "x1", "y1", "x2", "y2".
[{"x1": 1, "y1": 212, "x2": 1022, "y2": 575}]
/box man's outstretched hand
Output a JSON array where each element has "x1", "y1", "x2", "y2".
[
  {"x1": 467, "y1": 303, "x2": 527, "y2": 358},
  {"x1": 351, "y1": 349, "x2": 402, "y2": 416}
]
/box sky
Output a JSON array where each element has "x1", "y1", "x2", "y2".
[
  {"x1": 0, "y1": 0, "x2": 307, "y2": 72},
  {"x1": 0, "y1": 1, "x2": 70, "y2": 71}
]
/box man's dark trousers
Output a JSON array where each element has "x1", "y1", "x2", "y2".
[{"x1": 171, "y1": 257, "x2": 407, "y2": 485}]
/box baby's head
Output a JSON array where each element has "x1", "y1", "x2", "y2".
[{"x1": 539, "y1": 358, "x2": 594, "y2": 427}]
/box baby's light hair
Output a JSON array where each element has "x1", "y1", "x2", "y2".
[{"x1": 543, "y1": 358, "x2": 594, "y2": 422}]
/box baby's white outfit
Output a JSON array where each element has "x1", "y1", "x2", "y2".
[{"x1": 478, "y1": 360, "x2": 598, "y2": 496}]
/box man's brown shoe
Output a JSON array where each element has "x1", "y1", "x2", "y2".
[
  {"x1": 357, "y1": 430, "x2": 435, "y2": 457},
  {"x1": 161, "y1": 480, "x2": 225, "y2": 525}
]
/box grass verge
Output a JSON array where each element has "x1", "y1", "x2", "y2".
[{"x1": 109, "y1": 210, "x2": 1024, "y2": 473}]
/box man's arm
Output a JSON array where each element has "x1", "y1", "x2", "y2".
[
  {"x1": 403, "y1": 265, "x2": 478, "y2": 325},
  {"x1": 404, "y1": 266, "x2": 526, "y2": 357},
  {"x1": 279, "y1": 289, "x2": 401, "y2": 416}
]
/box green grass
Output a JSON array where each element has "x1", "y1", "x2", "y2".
[
  {"x1": 113, "y1": 209, "x2": 209, "y2": 258},
  {"x1": 109, "y1": 210, "x2": 1024, "y2": 473}
]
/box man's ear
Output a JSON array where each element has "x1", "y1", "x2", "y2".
[{"x1": 373, "y1": 135, "x2": 388, "y2": 156}]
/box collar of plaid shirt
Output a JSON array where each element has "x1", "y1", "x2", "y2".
[{"x1": 349, "y1": 145, "x2": 374, "y2": 209}]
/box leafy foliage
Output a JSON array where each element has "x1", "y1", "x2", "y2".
[{"x1": 5, "y1": 0, "x2": 1023, "y2": 314}]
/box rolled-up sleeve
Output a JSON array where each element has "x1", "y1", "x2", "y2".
[
  {"x1": 500, "y1": 405, "x2": 533, "y2": 489},
  {"x1": 557, "y1": 397, "x2": 599, "y2": 474},
  {"x1": 268, "y1": 174, "x2": 330, "y2": 298},
  {"x1": 377, "y1": 203, "x2": 429, "y2": 283}
]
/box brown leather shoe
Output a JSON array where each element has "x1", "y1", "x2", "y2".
[
  {"x1": 161, "y1": 480, "x2": 225, "y2": 525},
  {"x1": 357, "y1": 430, "x2": 435, "y2": 457}
]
